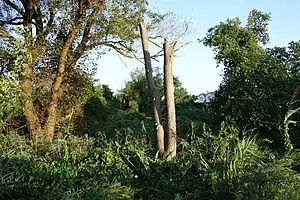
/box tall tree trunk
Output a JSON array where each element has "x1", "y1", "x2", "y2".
[
  {"x1": 139, "y1": 22, "x2": 165, "y2": 156},
  {"x1": 20, "y1": 59, "x2": 42, "y2": 141},
  {"x1": 43, "y1": 13, "x2": 84, "y2": 142},
  {"x1": 163, "y1": 39, "x2": 177, "y2": 161},
  {"x1": 20, "y1": 0, "x2": 42, "y2": 141}
]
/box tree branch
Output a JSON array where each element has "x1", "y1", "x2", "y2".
[
  {"x1": 149, "y1": 35, "x2": 164, "y2": 40},
  {"x1": 33, "y1": 4, "x2": 44, "y2": 33},
  {"x1": 72, "y1": 8, "x2": 101, "y2": 62},
  {"x1": 2, "y1": 0, "x2": 24, "y2": 16},
  {"x1": 35, "y1": 10, "x2": 55, "y2": 45},
  {"x1": 105, "y1": 42, "x2": 143, "y2": 59},
  {"x1": 149, "y1": 39, "x2": 163, "y2": 49},
  {"x1": 151, "y1": 49, "x2": 164, "y2": 61},
  {"x1": 44, "y1": 3, "x2": 90, "y2": 140},
  {"x1": 0, "y1": 17, "x2": 23, "y2": 26},
  {"x1": 87, "y1": 40, "x2": 144, "y2": 64},
  {"x1": 175, "y1": 41, "x2": 190, "y2": 51},
  {"x1": 173, "y1": 21, "x2": 189, "y2": 42}
]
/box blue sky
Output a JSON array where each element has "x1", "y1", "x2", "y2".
[{"x1": 95, "y1": 0, "x2": 300, "y2": 95}]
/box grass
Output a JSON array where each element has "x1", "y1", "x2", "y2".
[{"x1": 0, "y1": 123, "x2": 299, "y2": 200}]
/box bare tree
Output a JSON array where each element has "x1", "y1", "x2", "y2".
[
  {"x1": 136, "y1": 12, "x2": 190, "y2": 160},
  {"x1": 149, "y1": 12, "x2": 190, "y2": 43},
  {"x1": 163, "y1": 39, "x2": 177, "y2": 161},
  {"x1": 139, "y1": 21, "x2": 165, "y2": 156},
  {"x1": 138, "y1": 22, "x2": 187, "y2": 160}
]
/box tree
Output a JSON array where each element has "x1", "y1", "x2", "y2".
[
  {"x1": 200, "y1": 9, "x2": 300, "y2": 150},
  {"x1": 0, "y1": 0, "x2": 158, "y2": 142},
  {"x1": 163, "y1": 39, "x2": 177, "y2": 160},
  {"x1": 117, "y1": 67, "x2": 192, "y2": 113},
  {"x1": 140, "y1": 21, "x2": 165, "y2": 155},
  {"x1": 139, "y1": 18, "x2": 189, "y2": 158},
  {"x1": 118, "y1": 68, "x2": 151, "y2": 113}
]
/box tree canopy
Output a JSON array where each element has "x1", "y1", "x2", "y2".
[{"x1": 201, "y1": 9, "x2": 300, "y2": 150}]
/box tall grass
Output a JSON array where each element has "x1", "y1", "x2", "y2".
[
  {"x1": 0, "y1": 133, "x2": 135, "y2": 200},
  {"x1": 0, "y1": 123, "x2": 299, "y2": 200}
]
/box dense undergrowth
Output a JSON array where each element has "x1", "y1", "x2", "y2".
[{"x1": 1, "y1": 123, "x2": 299, "y2": 200}]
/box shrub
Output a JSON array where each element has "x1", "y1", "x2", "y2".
[{"x1": 0, "y1": 134, "x2": 135, "y2": 200}]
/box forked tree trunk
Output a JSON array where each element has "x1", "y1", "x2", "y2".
[
  {"x1": 43, "y1": 13, "x2": 85, "y2": 142},
  {"x1": 6, "y1": 0, "x2": 91, "y2": 143},
  {"x1": 163, "y1": 39, "x2": 177, "y2": 161},
  {"x1": 139, "y1": 22, "x2": 165, "y2": 156}
]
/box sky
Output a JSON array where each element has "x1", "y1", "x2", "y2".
[{"x1": 94, "y1": 0, "x2": 300, "y2": 95}]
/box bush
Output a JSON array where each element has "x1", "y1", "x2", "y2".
[
  {"x1": 0, "y1": 77, "x2": 22, "y2": 131},
  {"x1": 180, "y1": 122, "x2": 300, "y2": 199},
  {"x1": 0, "y1": 134, "x2": 135, "y2": 200}
]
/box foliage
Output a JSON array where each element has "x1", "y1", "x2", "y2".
[
  {"x1": 201, "y1": 9, "x2": 300, "y2": 150},
  {"x1": 78, "y1": 69, "x2": 206, "y2": 139},
  {"x1": 0, "y1": 0, "x2": 163, "y2": 140},
  {"x1": 0, "y1": 77, "x2": 22, "y2": 131},
  {"x1": 117, "y1": 68, "x2": 151, "y2": 113},
  {"x1": 179, "y1": 123, "x2": 300, "y2": 200},
  {"x1": 1, "y1": 123, "x2": 299, "y2": 200},
  {"x1": 117, "y1": 67, "x2": 193, "y2": 113},
  {"x1": 0, "y1": 133, "x2": 135, "y2": 200}
]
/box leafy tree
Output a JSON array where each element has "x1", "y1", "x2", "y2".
[
  {"x1": 118, "y1": 68, "x2": 150, "y2": 113},
  {"x1": 79, "y1": 83, "x2": 123, "y2": 136},
  {"x1": 117, "y1": 67, "x2": 192, "y2": 113},
  {"x1": 0, "y1": 0, "x2": 160, "y2": 142},
  {"x1": 201, "y1": 9, "x2": 300, "y2": 150}
]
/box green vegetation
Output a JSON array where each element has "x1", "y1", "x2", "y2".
[
  {"x1": 0, "y1": 1, "x2": 300, "y2": 200},
  {"x1": 1, "y1": 125, "x2": 300, "y2": 199}
]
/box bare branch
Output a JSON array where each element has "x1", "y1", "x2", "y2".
[
  {"x1": 151, "y1": 49, "x2": 164, "y2": 60},
  {"x1": 33, "y1": 4, "x2": 44, "y2": 33},
  {"x1": 105, "y1": 43, "x2": 143, "y2": 61},
  {"x1": 173, "y1": 20, "x2": 189, "y2": 42},
  {"x1": 72, "y1": 8, "x2": 101, "y2": 62},
  {"x1": 149, "y1": 39, "x2": 163, "y2": 49},
  {"x1": 88, "y1": 40, "x2": 145, "y2": 64},
  {"x1": 148, "y1": 12, "x2": 191, "y2": 44},
  {"x1": 0, "y1": 17, "x2": 23, "y2": 26},
  {"x1": 175, "y1": 41, "x2": 190, "y2": 51},
  {"x1": 116, "y1": 51, "x2": 135, "y2": 68},
  {"x1": 2, "y1": 0, "x2": 24, "y2": 16},
  {"x1": 149, "y1": 35, "x2": 164, "y2": 40}
]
